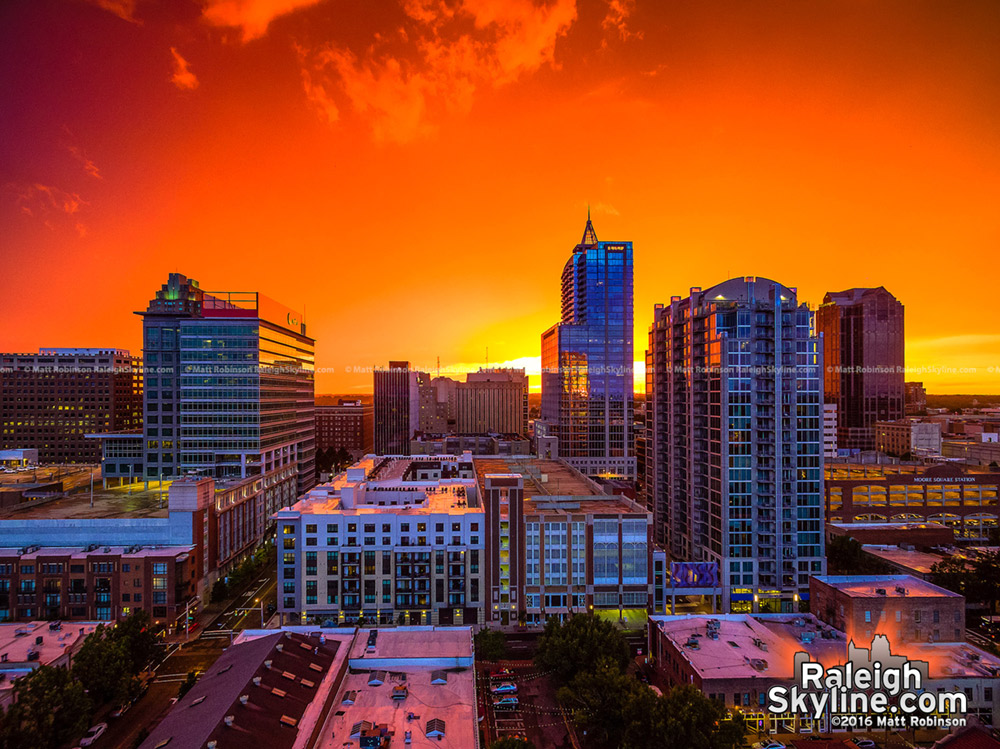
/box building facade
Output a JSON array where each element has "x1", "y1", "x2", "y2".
[
  {"x1": 811, "y1": 574, "x2": 965, "y2": 644},
  {"x1": 0, "y1": 349, "x2": 142, "y2": 464},
  {"x1": 374, "y1": 362, "x2": 418, "y2": 455},
  {"x1": 826, "y1": 462, "x2": 998, "y2": 542},
  {"x1": 456, "y1": 369, "x2": 529, "y2": 435},
  {"x1": 875, "y1": 419, "x2": 943, "y2": 457},
  {"x1": 276, "y1": 455, "x2": 659, "y2": 627},
  {"x1": 905, "y1": 381, "x2": 928, "y2": 414},
  {"x1": 644, "y1": 277, "x2": 825, "y2": 612},
  {"x1": 823, "y1": 403, "x2": 838, "y2": 460},
  {"x1": 540, "y1": 215, "x2": 635, "y2": 478},
  {"x1": 817, "y1": 287, "x2": 905, "y2": 453},
  {"x1": 316, "y1": 400, "x2": 374, "y2": 457},
  {"x1": 136, "y1": 273, "x2": 315, "y2": 495}
]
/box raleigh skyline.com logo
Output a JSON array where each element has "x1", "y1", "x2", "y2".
[{"x1": 766, "y1": 635, "x2": 970, "y2": 730}]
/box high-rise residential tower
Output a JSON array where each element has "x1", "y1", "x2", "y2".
[
  {"x1": 644, "y1": 277, "x2": 825, "y2": 613},
  {"x1": 540, "y1": 215, "x2": 635, "y2": 478},
  {"x1": 816, "y1": 287, "x2": 904, "y2": 453},
  {"x1": 137, "y1": 273, "x2": 316, "y2": 494}
]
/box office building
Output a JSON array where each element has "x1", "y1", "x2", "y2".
[
  {"x1": 409, "y1": 433, "x2": 529, "y2": 456},
  {"x1": 906, "y1": 381, "x2": 928, "y2": 414},
  {"x1": 876, "y1": 419, "x2": 943, "y2": 457},
  {"x1": 456, "y1": 369, "x2": 529, "y2": 435},
  {"x1": 826, "y1": 461, "x2": 998, "y2": 542},
  {"x1": 316, "y1": 399, "x2": 374, "y2": 457},
  {"x1": 374, "y1": 365, "x2": 529, "y2": 456},
  {"x1": 943, "y1": 439, "x2": 1000, "y2": 467},
  {"x1": 135, "y1": 273, "x2": 315, "y2": 494},
  {"x1": 0, "y1": 349, "x2": 142, "y2": 464},
  {"x1": 540, "y1": 215, "x2": 635, "y2": 478},
  {"x1": 276, "y1": 454, "x2": 660, "y2": 627},
  {"x1": 374, "y1": 362, "x2": 419, "y2": 455},
  {"x1": 823, "y1": 403, "x2": 838, "y2": 460},
  {"x1": 644, "y1": 277, "x2": 825, "y2": 612},
  {"x1": 811, "y1": 574, "x2": 965, "y2": 644},
  {"x1": 817, "y1": 287, "x2": 905, "y2": 452}
]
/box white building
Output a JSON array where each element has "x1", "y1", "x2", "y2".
[{"x1": 823, "y1": 403, "x2": 838, "y2": 460}]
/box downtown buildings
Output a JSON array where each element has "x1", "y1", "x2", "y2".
[
  {"x1": 275, "y1": 454, "x2": 661, "y2": 627},
  {"x1": 373, "y1": 363, "x2": 529, "y2": 455},
  {"x1": 316, "y1": 399, "x2": 374, "y2": 457},
  {"x1": 643, "y1": 277, "x2": 825, "y2": 613},
  {"x1": 0, "y1": 348, "x2": 142, "y2": 464},
  {"x1": 817, "y1": 287, "x2": 905, "y2": 453},
  {"x1": 539, "y1": 215, "x2": 635, "y2": 479},
  {"x1": 132, "y1": 272, "x2": 316, "y2": 494}
]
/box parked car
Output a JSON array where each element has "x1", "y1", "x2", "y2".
[
  {"x1": 752, "y1": 741, "x2": 786, "y2": 749},
  {"x1": 854, "y1": 741, "x2": 878, "y2": 749},
  {"x1": 80, "y1": 723, "x2": 107, "y2": 746},
  {"x1": 490, "y1": 682, "x2": 518, "y2": 695},
  {"x1": 489, "y1": 667, "x2": 514, "y2": 678},
  {"x1": 109, "y1": 701, "x2": 130, "y2": 719},
  {"x1": 492, "y1": 696, "x2": 519, "y2": 710}
]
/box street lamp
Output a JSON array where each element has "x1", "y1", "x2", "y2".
[{"x1": 256, "y1": 597, "x2": 263, "y2": 628}]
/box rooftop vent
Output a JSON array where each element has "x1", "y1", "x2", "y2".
[
  {"x1": 875, "y1": 588, "x2": 887, "y2": 596},
  {"x1": 280, "y1": 715, "x2": 298, "y2": 728},
  {"x1": 895, "y1": 586, "x2": 908, "y2": 596},
  {"x1": 264, "y1": 660, "x2": 273, "y2": 669},
  {"x1": 239, "y1": 694, "x2": 248, "y2": 705},
  {"x1": 276, "y1": 643, "x2": 283, "y2": 652},
  {"x1": 426, "y1": 718, "x2": 446, "y2": 738},
  {"x1": 224, "y1": 715, "x2": 234, "y2": 727},
  {"x1": 253, "y1": 676, "x2": 262, "y2": 686}
]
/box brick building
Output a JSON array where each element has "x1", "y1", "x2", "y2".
[
  {"x1": 315, "y1": 399, "x2": 373, "y2": 457},
  {"x1": 811, "y1": 574, "x2": 965, "y2": 644}
]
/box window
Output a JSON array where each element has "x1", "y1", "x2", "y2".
[{"x1": 152, "y1": 563, "x2": 167, "y2": 575}]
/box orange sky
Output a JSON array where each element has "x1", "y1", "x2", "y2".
[{"x1": 2, "y1": 0, "x2": 998, "y2": 393}]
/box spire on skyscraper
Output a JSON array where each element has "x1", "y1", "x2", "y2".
[{"x1": 580, "y1": 208, "x2": 598, "y2": 247}]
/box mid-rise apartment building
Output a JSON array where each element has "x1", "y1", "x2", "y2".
[
  {"x1": 875, "y1": 419, "x2": 943, "y2": 457},
  {"x1": 316, "y1": 399, "x2": 374, "y2": 456},
  {"x1": 0, "y1": 348, "x2": 142, "y2": 463},
  {"x1": 276, "y1": 455, "x2": 660, "y2": 626}
]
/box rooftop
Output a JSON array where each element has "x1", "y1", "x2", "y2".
[
  {"x1": 0, "y1": 621, "x2": 100, "y2": 703},
  {"x1": 2, "y1": 481, "x2": 172, "y2": 520},
  {"x1": 812, "y1": 574, "x2": 963, "y2": 599},
  {"x1": 0, "y1": 545, "x2": 193, "y2": 560},
  {"x1": 474, "y1": 457, "x2": 647, "y2": 516},
  {"x1": 316, "y1": 627, "x2": 477, "y2": 749},
  {"x1": 140, "y1": 629, "x2": 351, "y2": 749},
  {"x1": 862, "y1": 546, "x2": 951, "y2": 575}
]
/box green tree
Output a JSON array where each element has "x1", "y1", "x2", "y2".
[
  {"x1": 969, "y1": 551, "x2": 1000, "y2": 614},
  {"x1": 490, "y1": 738, "x2": 536, "y2": 749},
  {"x1": 827, "y1": 535, "x2": 890, "y2": 575},
  {"x1": 474, "y1": 627, "x2": 508, "y2": 661},
  {"x1": 177, "y1": 670, "x2": 199, "y2": 699},
  {"x1": 535, "y1": 614, "x2": 629, "y2": 685},
  {"x1": 210, "y1": 578, "x2": 230, "y2": 603},
  {"x1": 72, "y1": 625, "x2": 134, "y2": 706},
  {"x1": 929, "y1": 556, "x2": 971, "y2": 597},
  {"x1": 663, "y1": 684, "x2": 742, "y2": 749},
  {"x1": 114, "y1": 609, "x2": 158, "y2": 671},
  {"x1": 0, "y1": 665, "x2": 91, "y2": 749}
]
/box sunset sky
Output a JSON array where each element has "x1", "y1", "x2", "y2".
[{"x1": 2, "y1": 0, "x2": 998, "y2": 393}]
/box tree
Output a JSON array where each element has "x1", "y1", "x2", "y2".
[
  {"x1": 72, "y1": 624, "x2": 134, "y2": 706},
  {"x1": 490, "y1": 738, "x2": 536, "y2": 749},
  {"x1": 827, "y1": 535, "x2": 889, "y2": 575},
  {"x1": 0, "y1": 665, "x2": 91, "y2": 749},
  {"x1": 210, "y1": 578, "x2": 230, "y2": 603},
  {"x1": 474, "y1": 627, "x2": 508, "y2": 661},
  {"x1": 113, "y1": 609, "x2": 158, "y2": 672},
  {"x1": 535, "y1": 614, "x2": 629, "y2": 685},
  {"x1": 929, "y1": 557, "x2": 971, "y2": 597},
  {"x1": 970, "y1": 551, "x2": 1000, "y2": 614},
  {"x1": 177, "y1": 670, "x2": 198, "y2": 699},
  {"x1": 662, "y1": 684, "x2": 743, "y2": 749}
]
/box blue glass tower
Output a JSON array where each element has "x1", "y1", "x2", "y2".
[{"x1": 540, "y1": 214, "x2": 635, "y2": 478}]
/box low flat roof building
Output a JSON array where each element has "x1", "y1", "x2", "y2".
[
  {"x1": 315, "y1": 626, "x2": 477, "y2": 749},
  {"x1": 649, "y1": 613, "x2": 1000, "y2": 737},
  {"x1": 0, "y1": 620, "x2": 100, "y2": 709},
  {"x1": 811, "y1": 574, "x2": 965, "y2": 644}
]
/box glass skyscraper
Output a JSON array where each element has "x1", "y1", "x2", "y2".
[
  {"x1": 644, "y1": 277, "x2": 825, "y2": 613},
  {"x1": 540, "y1": 215, "x2": 635, "y2": 478},
  {"x1": 139, "y1": 273, "x2": 316, "y2": 494}
]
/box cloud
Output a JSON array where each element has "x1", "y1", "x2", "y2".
[
  {"x1": 87, "y1": 0, "x2": 140, "y2": 23},
  {"x1": 298, "y1": 0, "x2": 577, "y2": 142},
  {"x1": 601, "y1": 0, "x2": 641, "y2": 45},
  {"x1": 908, "y1": 334, "x2": 1000, "y2": 351},
  {"x1": 66, "y1": 144, "x2": 103, "y2": 180},
  {"x1": 202, "y1": 0, "x2": 327, "y2": 42},
  {"x1": 170, "y1": 48, "x2": 200, "y2": 90},
  {"x1": 8, "y1": 183, "x2": 90, "y2": 237},
  {"x1": 591, "y1": 201, "x2": 619, "y2": 216}
]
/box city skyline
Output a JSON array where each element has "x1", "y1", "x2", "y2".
[{"x1": 3, "y1": 1, "x2": 1000, "y2": 395}]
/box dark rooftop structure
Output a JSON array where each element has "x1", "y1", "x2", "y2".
[{"x1": 140, "y1": 630, "x2": 344, "y2": 749}]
